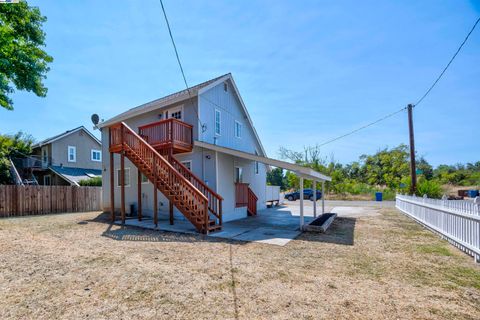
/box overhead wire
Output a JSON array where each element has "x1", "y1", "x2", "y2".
[
  {"x1": 316, "y1": 16, "x2": 480, "y2": 147},
  {"x1": 158, "y1": 0, "x2": 206, "y2": 131}
]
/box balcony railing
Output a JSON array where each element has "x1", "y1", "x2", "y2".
[
  {"x1": 235, "y1": 183, "x2": 249, "y2": 207},
  {"x1": 137, "y1": 118, "x2": 193, "y2": 154},
  {"x1": 13, "y1": 155, "x2": 51, "y2": 169}
]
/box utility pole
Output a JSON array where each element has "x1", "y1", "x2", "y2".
[{"x1": 407, "y1": 104, "x2": 417, "y2": 194}]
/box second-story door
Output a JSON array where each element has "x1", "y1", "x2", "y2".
[{"x1": 165, "y1": 106, "x2": 183, "y2": 121}]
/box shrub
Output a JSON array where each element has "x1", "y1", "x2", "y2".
[
  {"x1": 416, "y1": 179, "x2": 442, "y2": 199},
  {"x1": 78, "y1": 176, "x2": 102, "y2": 186}
]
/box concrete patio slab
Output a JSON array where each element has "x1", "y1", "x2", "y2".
[
  {"x1": 230, "y1": 227, "x2": 302, "y2": 246},
  {"x1": 114, "y1": 203, "x2": 377, "y2": 246}
]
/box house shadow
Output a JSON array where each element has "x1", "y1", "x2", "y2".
[
  {"x1": 298, "y1": 216, "x2": 356, "y2": 246},
  {"x1": 84, "y1": 212, "x2": 249, "y2": 245},
  {"x1": 84, "y1": 211, "x2": 356, "y2": 246}
]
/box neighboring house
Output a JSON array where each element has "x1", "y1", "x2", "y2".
[
  {"x1": 97, "y1": 73, "x2": 330, "y2": 233},
  {"x1": 17, "y1": 126, "x2": 102, "y2": 186}
]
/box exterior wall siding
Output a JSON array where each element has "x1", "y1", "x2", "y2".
[
  {"x1": 198, "y1": 80, "x2": 264, "y2": 155},
  {"x1": 50, "y1": 130, "x2": 102, "y2": 169}
]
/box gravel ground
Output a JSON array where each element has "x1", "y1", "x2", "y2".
[{"x1": 0, "y1": 207, "x2": 479, "y2": 319}]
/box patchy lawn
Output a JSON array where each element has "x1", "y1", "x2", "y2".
[{"x1": 0, "y1": 208, "x2": 479, "y2": 319}]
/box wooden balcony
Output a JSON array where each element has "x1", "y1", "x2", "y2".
[{"x1": 138, "y1": 119, "x2": 193, "y2": 154}]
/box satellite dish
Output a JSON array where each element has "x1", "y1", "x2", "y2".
[{"x1": 91, "y1": 114, "x2": 99, "y2": 126}]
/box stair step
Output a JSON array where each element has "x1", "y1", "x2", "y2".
[{"x1": 208, "y1": 224, "x2": 222, "y2": 232}]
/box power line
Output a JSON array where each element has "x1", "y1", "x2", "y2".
[
  {"x1": 158, "y1": 0, "x2": 205, "y2": 130},
  {"x1": 316, "y1": 16, "x2": 479, "y2": 148},
  {"x1": 415, "y1": 16, "x2": 480, "y2": 107},
  {"x1": 317, "y1": 107, "x2": 406, "y2": 147}
]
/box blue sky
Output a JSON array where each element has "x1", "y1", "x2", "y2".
[{"x1": 1, "y1": 0, "x2": 479, "y2": 166}]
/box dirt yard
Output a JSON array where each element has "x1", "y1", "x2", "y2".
[{"x1": 1, "y1": 208, "x2": 479, "y2": 319}]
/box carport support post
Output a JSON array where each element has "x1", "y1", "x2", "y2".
[
  {"x1": 313, "y1": 180, "x2": 317, "y2": 218},
  {"x1": 120, "y1": 151, "x2": 125, "y2": 225},
  {"x1": 322, "y1": 181, "x2": 325, "y2": 214},
  {"x1": 109, "y1": 151, "x2": 115, "y2": 222},
  {"x1": 137, "y1": 168, "x2": 142, "y2": 221},
  {"x1": 300, "y1": 177, "x2": 304, "y2": 230}
]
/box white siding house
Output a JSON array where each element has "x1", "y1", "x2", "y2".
[{"x1": 97, "y1": 73, "x2": 330, "y2": 232}]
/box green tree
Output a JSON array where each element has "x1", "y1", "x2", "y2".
[
  {"x1": 416, "y1": 157, "x2": 433, "y2": 180},
  {"x1": 266, "y1": 167, "x2": 288, "y2": 190},
  {"x1": 0, "y1": 1, "x2": 53, "y2": 110},
  {"x1": 0, "y1": 131, "x2": 34, "y2": 184},
  {"x1": 359, "y1": 144, "x2": 410, "y2": 189}
]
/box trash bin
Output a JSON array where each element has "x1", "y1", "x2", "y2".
[
  {"x1": 375, "y1": 192, "x2": 383, "y2": 202},
  {"x1": 129, "y1": 203, "x2": 137, "y2": 217},
  {"x1": 468, "y1": 190, "x2": 479, "y2": 198}
]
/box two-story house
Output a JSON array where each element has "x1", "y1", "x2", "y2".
[
  {"x1": 24, "y1": 126, "x2": 103, "y2": 186},
  {"x1": 97, "y1": 74, "x2": 330, "y2": 234}
]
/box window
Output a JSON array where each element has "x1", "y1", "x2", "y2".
[
  {"x1": 68, "y1": 146, "x2": 76, "y2": 162},
  {"x1": 44, "y1": 175, "x2": 51, "y2": 186},
  {"x1": 181, "y1": 160, "x2": 192, "y2": 170},
  {"x1": 235, "y1": 121, "x2": 242, "y2": 138},
  {"x1": 116, "y1": 168, "x2": 130, "y2": 187},
  {"x1": 171, "y1": 110, "x2": 182, "y2": 120},
  {"x1": 255, "y1": 151, "x2": 259, "y2": 175},
  {"x1": 223, "y1": 82, "x2": 228, "y2": 92},
  {"x1": 42, "y1": 148, "x2": 48, "y2": 164},
  {"x1": 91, "y1": 149, "x2": 102, "y2": 162},
  {"x1": 215, "y1": 109, "x2": 221, "y2": 135},
  {"x1": 234, "y1": 167, "x2": 243, "y2": 183},
  {"x1": 141, "y1": 173, "x2": 149, "y2": 184}
]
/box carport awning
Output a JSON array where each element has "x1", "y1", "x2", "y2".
[{"x1": 194, "y1": 141, "x2": 331, "y2": 182}]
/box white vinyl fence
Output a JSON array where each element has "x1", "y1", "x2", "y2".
[{"x1": 396, "y1": 194, "x2": 480, "y2": 262}]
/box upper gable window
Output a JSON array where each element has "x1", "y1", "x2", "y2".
[
  {"x1": 91, "y1": 149, "x2": 102, "y2": 162},
  {"x1": 223, "y1": 82, "x2": 228, "y2": 92},
  {"x1": 215, "y1": 109, "x2": 221, "y2": 135},
  {"x1": 68, "y1": 146, "x2": 76, "y2": 162},
  {"x1": 235, "y1": 121, "x2": 242, "y2": 138}
]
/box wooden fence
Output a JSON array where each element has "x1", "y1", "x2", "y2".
[
  {"x1": 396, "y1": 194, "x2": 480, "y2": 263},
  {"x1": 0, "y1": 185, "x2": 102, "y2": 217}
]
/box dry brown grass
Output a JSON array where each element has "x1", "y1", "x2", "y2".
[{"x1": 0, "y1": 208, "x2": 479, "y2": 319}]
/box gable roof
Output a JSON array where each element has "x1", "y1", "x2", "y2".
[
  {"x1": 98, "y1": 73, "x2": 230, "y2": 129},
  {"x1": 33, "y1": 126, "x2": 101, "y2": 148}
]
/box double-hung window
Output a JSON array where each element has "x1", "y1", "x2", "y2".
[
  {"x1": 215, "y1": 109, "x2": 221, "y2": 135},
  {"x1": 117, "y1": 168, "x2": 131, "y2": 187},
  {"x1": 91, "y1": 149, "x2": 102, "y2": 162},
  {"x1": 235, "y1": 121, "x2": 242, "y2": 138},
  {"x1": 181, "y1": 160, "x2": 192, "y2": 170},
  {"x1": 68, "y1": 146, "x2": 76, "y2": 162}
]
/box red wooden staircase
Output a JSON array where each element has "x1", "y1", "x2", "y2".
[{"x1": 109, "y1": 122, "x2": 221, "y2": 233}]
